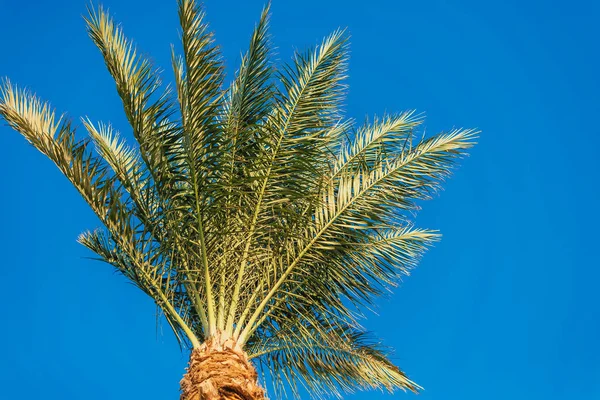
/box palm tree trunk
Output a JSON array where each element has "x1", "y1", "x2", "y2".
[{"x1": 180, "y1": 334, "x2": 265, "y2": 400}]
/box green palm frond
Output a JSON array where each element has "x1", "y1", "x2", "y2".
[
  {"x1": 85, "y1": 5, "x2": 176, "y2": 181},
  {"x1": 229, "y1": 29, "x2": 349, "y2": 339},
  {"x1": 0, "y1": 81, "x2": 200, "y2": 346},
  {"x1": 332, "y1": 111, "x2": 423, "y2": 178},
  {"x1": 173, "y1": 0, "x2": 226, "y2": 335},
  {"x1": 248, "y1": 317, "x2": 421, "y2": 398},
  {"x1": 221, "y1": 3, "x2": 275, "y2": 334},
  {"x1": 0, "y1": 0, "x2": 477, "y2": 397},
  {"x1": 223, "y1": 3, "x2": 273, "y2": 133}
]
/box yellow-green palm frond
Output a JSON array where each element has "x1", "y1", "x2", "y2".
[
  {"x1": 85, "y1": 6, "x2": 176, "y2": 174},
  {"x1": 248, "y1": 317, "x2": 421, "y2": 398},
  {"x1": 0, "y1": 81, "x2": 200, "y2": 346},
  {"x1": 226, "y1": 29, "x2": 350, "y2": 338},
  {"x1": 333, "y1": 111, "x2": 424, "y2": 178}
]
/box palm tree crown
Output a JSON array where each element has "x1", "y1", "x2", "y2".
[{"x1": 0, "y1": 0, "x2": 476, "y2": 397}]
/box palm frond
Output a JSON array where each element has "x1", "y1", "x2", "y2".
[
  {"x1": 220, "y1": 3, "x2": 275, "y2": 333},
  {"x1": 85, "y1": 5, "x2": 176, "y2": 185},
  {"x1": 171, "y1": 0, "x2": 227, "y2": 335},
  {"x1": 249, "y1": 315, "x2": 420, "y2": 398},
  {"x1": 0, "y1": 81, "x2": 200, "y2": 346},
  {"x1": 233, "y1": 30, "x2": 350, "y2": 338},
  {"x1": 77, "y1": 229, "x2": 201, "y2": 346},
  {"x1": 332, "y1": 111, "x2": 423, "y2": 178}
]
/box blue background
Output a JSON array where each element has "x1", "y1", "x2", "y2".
[{"x1": 1, "y1": 0, "x2": 598, "y2": 398}]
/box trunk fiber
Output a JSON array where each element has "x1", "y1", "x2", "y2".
[{"x1": 180, "y1": 336, "x2": 265, "y2": 400}]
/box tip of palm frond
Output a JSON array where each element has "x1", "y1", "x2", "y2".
[
  {"x1": 328, "y1": 27, "x2": 351, "y2": 46},
  {"x1": 388, "y1": 372, "x2": 422, "y2": 394},
  {"x1": 0, "y1": 80, "x2": 65, "y2": 140},
  {"x1": 378, "y1": 357, "x2": 423, "y2": 394},
  {"x1": 261, "y1": 0, "x2": 272, "y2": 15},
  {"x1": 255, "y1": 2, "x2": 272, "y2": 42},
  {"x1": 453, "y1": 127, "x2": 480, "y2": 147},
  {"x1": 0, "y1": 76, "x2": 10, "y2": 90},
  {"x1": 0, "y1": 78, "x2": 11, "y2": 109},
  {"x1": 83, "y1": 2, "x2": 106, "y2": 28},
  {"x1": 404, "y1": 377, "x2": 424, "y2": 394},
  {"x1": 76, "y1": 229, "x2": 92, "y2": 244},
  {"x1": 410, "y1": 228, "x2": 442, "y2": 243},
  {"x1": 0, "y1": 77, "x2": 18, "y2": 102}
]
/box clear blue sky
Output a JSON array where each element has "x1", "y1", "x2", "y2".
[{"x1": 0, "y1": 0, "x2": 598, "y2": 398}]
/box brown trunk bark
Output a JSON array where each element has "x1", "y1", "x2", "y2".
[{"x1": 180, "y1": 334, "x2": 265, "y2": 400}]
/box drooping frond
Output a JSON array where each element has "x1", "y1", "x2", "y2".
[
  {"x1": 1, "y1": 1, "x2": 477, "y2": 397},
  {"x1": 0, "y1": 81, "x2": 200, "y2": 347},
  {"x1": 77, "y1": 229, "x2": 200, "y2": 345},
  {"x1": 249, "y1": 317, "x2": 421, "y2": 398},
  {"x1": 0, "y1": 81, "x2": 120, "y2": 227},
  {"x1": 239, "y1": 227, "x2": 438, "y2": 396}
]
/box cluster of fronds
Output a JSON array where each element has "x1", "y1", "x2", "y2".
[{"x1": 0, "y1": 0, "x2": 476, "y2": 398}]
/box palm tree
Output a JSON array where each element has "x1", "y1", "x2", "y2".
[{"x1": 0, "y1": 0, "x2": 476, "y2": 398}]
